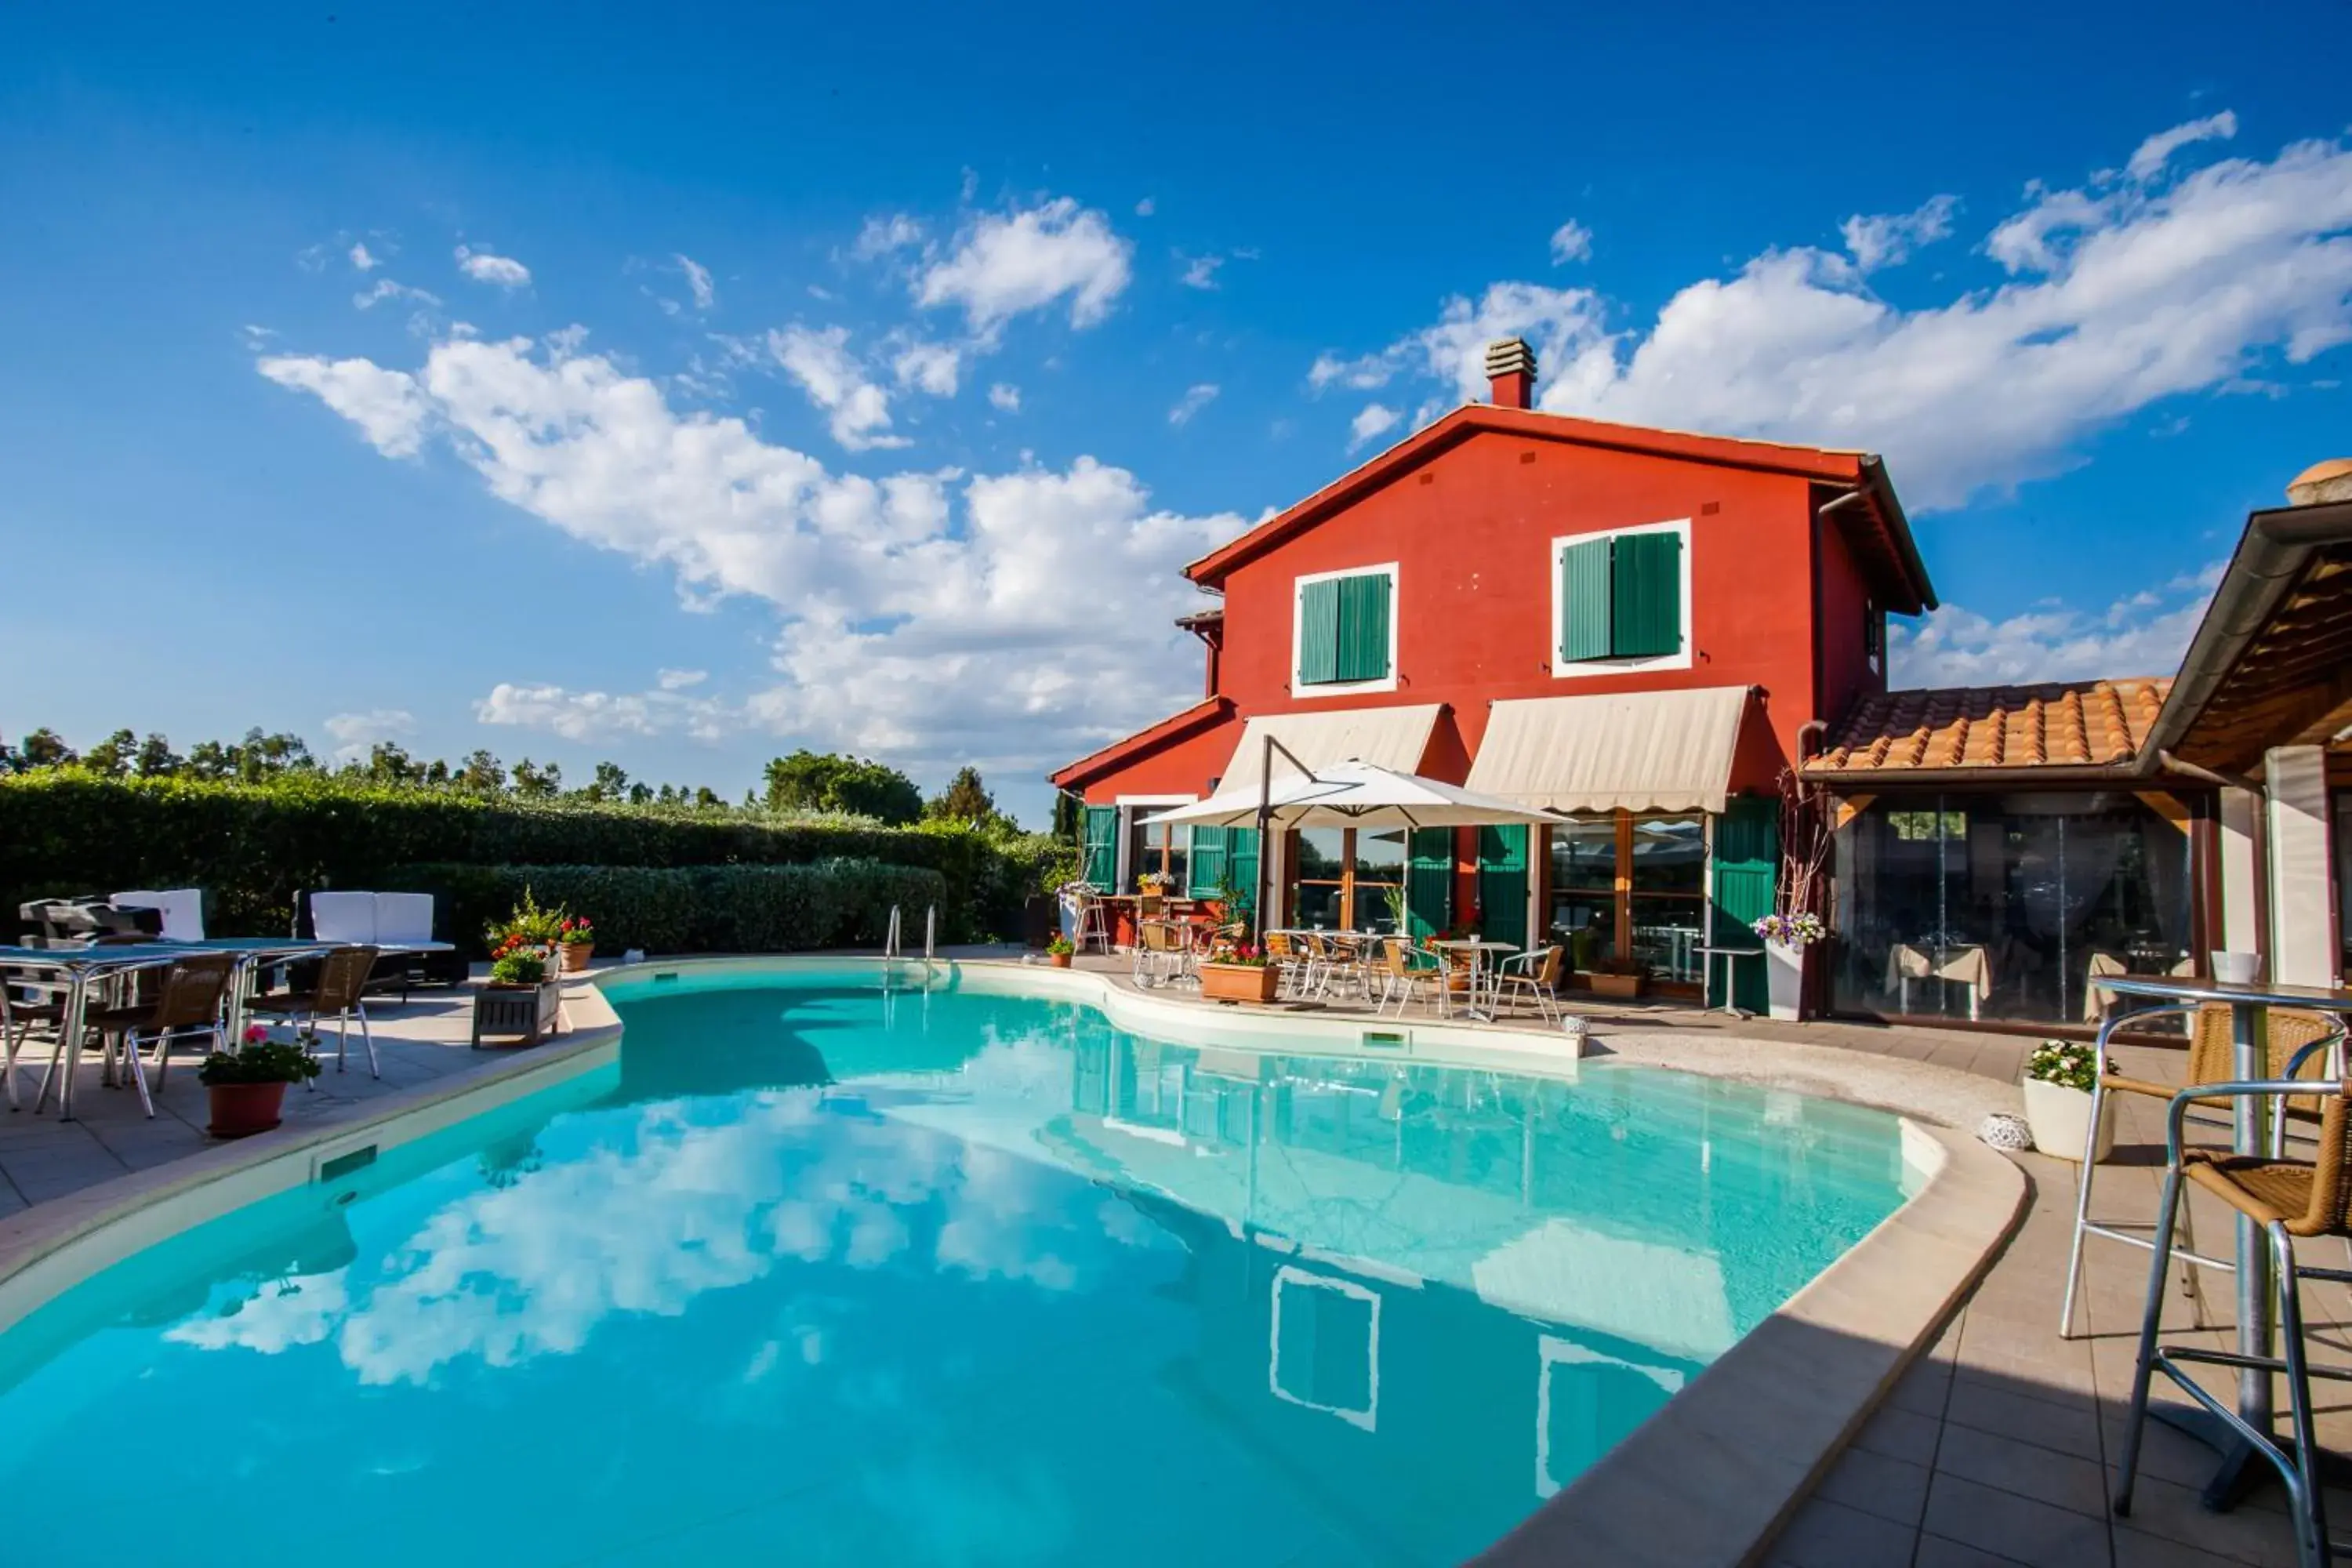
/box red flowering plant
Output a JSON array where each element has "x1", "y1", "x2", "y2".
[
  {"x1": 1213, "y1": 941, "x2": 1271, "y2": 969},
  {"x1": 488, "y1": 931, "x2": 549, "y2": 986},
  {"x1": 557, "y1": 915, "x2": 595, "y2": 949}
]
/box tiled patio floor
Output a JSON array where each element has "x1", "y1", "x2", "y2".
[{"x1": 4, "y1": 952, "x2": 2345, "y2": 1566}]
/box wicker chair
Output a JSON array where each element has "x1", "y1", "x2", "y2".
[
  {"x1": 1496, "y1": 944, "x2": 1566, "y2": 1025},
  {"x1": 68, "y1": 952, "x2": 238, "y2": 1118},
  {"x1": 1, "y1": 978, "x2": 66, "y2": 1111},
  {"x1": 1131, "y1": 921, "x2": 1185, "y2": 989},
  {"x1": 1374, "y1": 937, "x2": 1444, "y2": 1018},
  {"x1": 248, "y1": 945, "x2": 382, "y2": 1080},
  {"x1": 2114, "y1": 1070, "x2": 2352, "y2": 1566},
  {"x1": 1262, "y1": 931, "x2": 1308, "y2": 999},
  {"x1": 2060, "y1": 1002, "x2": 2345, "y2": 1338}
]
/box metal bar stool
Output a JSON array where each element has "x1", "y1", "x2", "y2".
[{"x1": 2114, "y1": 1070, "x2": 2352, "y2": 1568}]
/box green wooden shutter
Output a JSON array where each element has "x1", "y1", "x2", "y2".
[
  {"x1": 1335, "y1": 572, "x2": 1392, "y2": 682},
  {"x1": 1187, "y1": 825, "x2": 1228, "y2": 897},
  {"x1": 1297, "y1": 578, "x2": 1341, "y2": 684},
  {"x1": 1225, "y1": 828, "x2": 1261, "y2": 930},
  {"x1": 1475, "y1": 825, "x2": 1530, "y2": 950},
  {"x1": 1406, "y1": 828, "x2": 1453, "y2": 940},
  {"x1": 1610, "y1": 530, "x2": 1682, "y2": 659},
  {"x1": 1082, "y1": 805, "x2": 1119, "y2": 887},
  {"x1": 1710, "y1": 797, "x2": 1779, "y2": 1013},
  {"x1": 1560, "y1": 538, "x2": 1613, "y2": 661}
]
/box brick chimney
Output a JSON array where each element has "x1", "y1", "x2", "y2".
[{"x1": 1485, "y1": 336, "x2": 1537, "y2": 409}]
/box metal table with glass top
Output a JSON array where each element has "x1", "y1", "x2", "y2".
[{"x1": 2095, "y1": 973, "x2": 2352, "y2": 1508}]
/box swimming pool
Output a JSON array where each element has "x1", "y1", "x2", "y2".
[{"x1": 0, "y1": 963, "x2": 1916, "y2": 1566}]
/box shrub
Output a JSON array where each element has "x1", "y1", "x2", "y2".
[
  {"x1": 389, "y1": 861, "x2": 953, "y2": 956},
  {"x1": 0, "y1": 772, "x2": 1059, "y2": 942}
]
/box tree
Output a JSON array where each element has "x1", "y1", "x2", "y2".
[
  {"x1": 762, "y1": 749, "x2": 923, "y2": 825},
  {"x1": 17, "y1": 728, "x2": 76, "y2": 770},
  {"x1": 693, "y1": 786, "x2": 722, "y2": 810},
  {"x1": 83, "y1": 728, "x2": 138, "y2": 779},
  {"x1": 455, "y1": 750, "x2": 506, "y2": 795},
  {"x1": 184, "y1": 739, "x2": 234, "y2": 779},
  {"x1": 133, "y1": 733, "x2": 182, "y2": 778},
  {"x1": 627, "y1": 781, "x2": 654, "y2": 805},
  {"x1": 423, "y1": 757, "x2": 452, "y2": 788},
  {"x1": 233, "y1": 728, "x2": 313, "y2": 783},
  {"x1": 510, "y1": 758, "x2": 563, "y2": 799},
  {"x1": 364, "y1": 742, "x2": 419, "y2": 786},
  {"x1": 581, "y1": 760, "x2": 629, "y2": 804}
]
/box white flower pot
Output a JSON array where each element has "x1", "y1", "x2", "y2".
[
  {"x1": 1764, "y1": 939, "x2": 1806, "y2": 1021},
  {"x1": 2020, "y1": 1076, "x2": 2114, "y2": 1163}
]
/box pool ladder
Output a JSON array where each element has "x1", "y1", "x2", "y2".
[{"x1": 881, "y1": 905, "x2": 940, "y2": 984}]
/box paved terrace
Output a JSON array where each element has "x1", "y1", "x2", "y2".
[{"x1": 0, "y1": 952, "x2": 2341, "y2": 1568}]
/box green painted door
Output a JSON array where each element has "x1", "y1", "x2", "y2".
[
  {"x1": 1406, "y1": 828, "x2": 1453, "y2": 939},
  {"x1": 1225, "y1": 827, "x2": 1261, "y2": 931},
  {"x1": 1082, "y1": 805, "x2": 1119, "y2": 887},
  {"x1": 1710, "y1": 797, "x2": 1779, "y2": 1012},
  {"x1": 1475, "y1": 826, "x2": 1530, "y2": 950},
  {"x1": 1187, "y1": 826, "x2": 1227, "y2": 898}
]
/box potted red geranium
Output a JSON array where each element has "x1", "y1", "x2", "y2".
[
  {"x1": 199, "y1": 1025, "x2": 323, "y2": 1138},
  {"x1": 1200, "y1": 942, "x2": 1280, "y2": 1004},
  {"x1": 557, "y1": 915, "x2": 595, "y2": 973},
  {"x1": 1045, "y1": 934, "x2": 1076, "y2": 969}
]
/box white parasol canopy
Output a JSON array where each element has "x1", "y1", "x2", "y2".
[{"x1": 1140, "y1": 760, "x2": 1569, "y2": 833}]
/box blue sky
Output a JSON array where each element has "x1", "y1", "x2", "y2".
[{"x1": 4, "y1": 2, "x2": 2350, "y2": 826}]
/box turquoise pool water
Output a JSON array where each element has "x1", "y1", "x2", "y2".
[{"x1": 0, "y1": 967, "x2": 1911, "y2": 1566}]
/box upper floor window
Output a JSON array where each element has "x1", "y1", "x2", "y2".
[
  {"x1": 1294, "y1": 564, "x2": 1396, "y2": 693},
  {"x1": 1552, "y1": 521, "x2": 1690, "y2": 677}
]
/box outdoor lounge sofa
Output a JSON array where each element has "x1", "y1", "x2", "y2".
[{"x1": 303, "y1": 891, "x2": 469, "y2": 994}]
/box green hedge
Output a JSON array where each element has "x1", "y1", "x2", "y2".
[
  {"x1": 0, "y1": 772, "x2": 1069, "y2": 944},
  {"x1": 392, "y1": 862, "x2": 950, "y2": 955}
]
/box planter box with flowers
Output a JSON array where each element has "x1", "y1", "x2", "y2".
[
  {"x1": 199, "y1": 1025, "x2": 323, "y2": 1138},
  {"x1": 2020, "y1": 1040, "x2": 2115, "y2": 1162},
  {"x1": 1200, "y1": 943, "x2": 1280, "y2": 1004},
  {"x1": 1752, "y1": 910, "x2": 1827, "y2": 1022},
  {"x1": 473, "y1": 905, "x2": 565, "y2": 1048}
]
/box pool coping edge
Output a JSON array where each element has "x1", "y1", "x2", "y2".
[{"x1": 0, "y1": 978, "x2": 625, "y2": 1335}]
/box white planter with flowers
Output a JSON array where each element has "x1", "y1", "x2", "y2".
[
  {"x1": 2020, "y1": 1040, "x2": 2115, "y2": 1163},
  {"x1": 1751, "y1": 911, "x2": 1825, "y2": 1022}
]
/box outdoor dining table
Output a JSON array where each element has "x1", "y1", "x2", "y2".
[
  {"x1": 1, "y1": 935, "x2": 458, "y2": 1120},
  {"x1": 2096, "y1": 972, "x2": 2352, "y2": 1509},
  {"x1": 1428, "y1": 938, "x2": 1519, "y2": 1022}
]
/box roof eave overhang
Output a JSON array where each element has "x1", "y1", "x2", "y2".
[
  {"x1": 1047, "y1": 695, "x2": 1235, "y2": 792},
  {"x1": 1183, "y1": 405, "x2": 1885, "y2": 590},
  {"x1": 1797, "y1": 764, "x2": 2161, "y2": 789},
  {"x1": 2140, "y1": 499, "x2": 2352, "y2": 774}
]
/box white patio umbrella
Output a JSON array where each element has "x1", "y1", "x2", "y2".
[{"x1": 1139, "y1": 760, "x2": 1568, "y2": 833}]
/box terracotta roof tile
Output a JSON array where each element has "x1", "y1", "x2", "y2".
[{"x1": 1803, "y1": 677, "x2": 2172, "y2": 779}]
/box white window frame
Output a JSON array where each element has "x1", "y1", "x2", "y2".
[
  {"x1": 1534, "y1": 1335, "x2": 1683, "y2": 1499},
  {"x1": 1549, "y1": 519, "x2": 1693, "y2": 679},
  {"x1": 1112, "y1": 793, "x2": 1193, "y2": 890},
  {"x1": 1269, "y1": 1264, "x2": 1381, "y2": 1432},
  {"x1": 1290, "y1": 561, "x2": 1400, "y2": 699}
]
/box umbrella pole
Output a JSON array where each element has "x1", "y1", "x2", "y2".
[{"x1": 1251, "y1": 734, "x2": 1317, "y2": 942}]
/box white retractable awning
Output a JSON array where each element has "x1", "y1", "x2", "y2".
[
  {"x1": 1215, "y1": 703, "x2": 1444, "y2": 795},
  {"x1": 1465, "y1": 686, "x2": 1753, "y2": 816}
]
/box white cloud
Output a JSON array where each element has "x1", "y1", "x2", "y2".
[
  {"x1": 321, "y1": 708, "x2": 417, "y2": 764},
  {"x1": 352, "y1": 278, "x2": 441, "y2": 312},
  {"x1": 1134, "y1": 197, "x2": 1155, "y2": 217},
  {"x1": 1323, "y1": 120, "x2": 2352, "y2": 509},
  {"x1": 853, "y1": 212, "x2": 925, "y2": 260},
  {"x1": 2128, "y1": 110, "x2": 2238, "y2": 183},
  {"x1": 256, "y1": 354, "x2": 431, "y2": 458},
  {"x1": 987, "y1": 382, "x2": 1021, "y2": 412},
  {"x1": 657, "y1": 667, "x2": 709, "y2": 691},
  {"x1": 1839, "y1": 194, "x2": 1956, "y2": 272},
  {"x1": 1167, "y1": 383, "x2": 1219, "y2": 426},
  {"x1": 1177, "y1": 252, "x2": 1224, "y2": 290},
  {"x1": 892, "y1": 339, "x2": 961, "y2": 397},
  {"x1": 674, "y1": 253, "x2": 716, "y2": 310},
  {"x1": 475, "y1": 680, "x2": 731, "y2": 742},
  {"x1": 1348, "y1": 403, "x2": 1402, "y2": 451},
  {"x1": 916, "y1": 197, "x2": 1132, "y2": 335},
  {"x1": 1891, "y1": 564, "x2": 2221, "y2": 688},
  {"x1": 455, "y1": 245, "x2": 532, "y2": 288},
  {"x1": 349, "y1": 241, "x2": 381, "y2": 272},
  {"x1": 263, "y1": 329, "x2": 1238, "y2": 776},
  {"x1": 1548, "y1": 220, "x2": 1593, "y2": 264},
  {"x1": 770, "y1": 325, "x2": 907, "y2": 451}
]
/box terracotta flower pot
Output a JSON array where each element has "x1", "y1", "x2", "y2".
[
  {"x1": 207, "y1": 1081, "x2": 289, "y2": 1139},
  {"x1": 1047, "y1": 951, "x2": 1073, "y2": 968},
  {"x1": 1587, "y1": 971, "x2": 1645, "y2": 1000},
  {"x1": 560, "y1": 942, "x2": 593, "y2": 974}
]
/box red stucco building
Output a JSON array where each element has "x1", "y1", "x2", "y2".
[{"x1": 1053, "y1": 339, "x2": 2249, "y2": 1026}]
